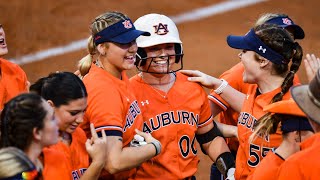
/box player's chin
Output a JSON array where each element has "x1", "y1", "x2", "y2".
[
  {"x1": 122, "y1": 63, "x2": 135, "y2": 70},
  {"x1": 0, "y1": 48, "x2": 8, "y2": 56}
]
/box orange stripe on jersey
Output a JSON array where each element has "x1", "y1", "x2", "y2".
[
  {"x1": 208, "y1": 94, "x2": 228, "y2": 111},
  {"x1": 198, "y1": 114, "x2": 213, "y2": 127}
]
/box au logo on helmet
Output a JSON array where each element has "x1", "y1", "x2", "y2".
[{"x1": 153, "y1": 23, "x2": 169, "y2": 35}]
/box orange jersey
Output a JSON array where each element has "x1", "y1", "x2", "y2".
[
  {"x1": 247, "y1": 152, "x2": 283, "y2": 180},
  {"x1": 250, "y1": 133, "x2": 318, "y2": 180},
  {"x1": 130, "y1": 72, "x2": 213, "y2": 179},
  {"x1": 42, "y1": 128, "x2": 89, "y2": 180},
  {"x1": 277, "y1": 133, "x2": 320, "y2": 180},
  {"x1": 0, "y1": 58, "x2": 28, "y2": 110},
  {"x1": 235, "y1": 84, "x2": 295, "y2": 180},
  {"x1": 81, "y1": 64, "x2": 143, "y2": 179}
]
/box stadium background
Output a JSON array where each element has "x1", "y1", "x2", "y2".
[{"x1": 1, "y1": 0, "x2": 319, "y2": 179}]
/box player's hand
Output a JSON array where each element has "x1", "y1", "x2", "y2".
[
  {"x1": 134, "y1": 129, "x2": 157, "y2": 144},
  {"x1": 85, "y1": 123, "x2": 107, "y2": 166},
  {"x1": 304, "y1": 54, "x2": 320, "y2": 82},
  {"x1": 180, "y1": 70, "x2": 221, "y2": 89}
]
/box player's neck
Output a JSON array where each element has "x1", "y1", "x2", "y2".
[
  {"x1": 257, "y1": 75, "x2": 284, "y2": 94},
  {"x1": 25, "y1": 142, "x2": 43, "y2": 165},
  {"x1": 140, "y1": 72, "x2": 175, "y2": 85},
  {"x1": 140, "y1": 72, "x2": 176, "y2": 93}
]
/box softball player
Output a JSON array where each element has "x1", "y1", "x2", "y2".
[
  {"x1": 77, "y1": 11, "x2": 161, "y2": 179},
  {"x1": 248, "y1": 99, "x2": 313, "y2": 180},
  {"x1": 131, "y1": 13, "x2": 235, "y2": 180},
  {"x1": 0, "y1": 93, "x2": 59, "y2": 177},
  {"x1": 30, "y1": 72, "x2": 107, "y2": 180},
  {"x1": 0, "y1": 24, "x2": 29, "y2": 110},
  {"x1": 277, "y1": 68, "x2": 320, "y2": 179},
  {"x1": 208, "y1": 13, "x2": 304, "y2": 179},
  {"x1": 181, "y1": 23, "x2": 303, "y2": 179}
]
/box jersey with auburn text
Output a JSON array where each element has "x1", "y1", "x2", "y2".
[
  {"x1": 235, "y1": 85, "x2": 295, "y2": 180},
  {"x1": 130, "y1": 72, "x2": 213, "y2": 179}
]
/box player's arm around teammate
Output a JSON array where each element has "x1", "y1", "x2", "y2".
[
  {"x1": 77, "y1": 11, "x2": 161, "y2": 179},
  {"x1": 182, "y1": 23, "x2": 303, "y2": 180}
]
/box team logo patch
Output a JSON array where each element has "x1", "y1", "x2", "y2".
[
  {"x1": 282, "y1": 18, "x2": 292, "y2": 25},
  {"x1": 153, "y1": 23, "x2": 169, "y2": 35},
  {"x1": 122, "y1": 20, "x2": 133, "y2": 29}
]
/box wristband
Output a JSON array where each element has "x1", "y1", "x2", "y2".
[
  {"x1": 149, "y1": 140, "x2": 162, "y2": 156},
  {"x1": 214, "y1": 79, "x2": 228, "y2": 95}
]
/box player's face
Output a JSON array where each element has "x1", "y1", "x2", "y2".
[
  {"x1": 104, "y1": 41, "x2": 138, "y2": 73},
  {"x1": 54, "y1": 97, "x2": 87, "y2": 134},
  {"x1": 0, "y1": 25, "x2": 8, "y2": 56},
  {"x1": 143, "y1": 43, "x2": 176, "y2": 73},
  {"x1": 239, "y1": 50, "x2": 261, "y2": 83},
  {"x1": 39, "y1": 100, "x2": 59, "y2": 147}
]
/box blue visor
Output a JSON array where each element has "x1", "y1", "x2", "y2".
[
  {"x1": 94, "y1": 19, "x2": 150, "y2": 45},
  {"x1": 227, "y1": 29, "x2": 288, "y2": 65},
  {"x1": 266, "y1": 16, "x2": 305, "y2": 39},
  {"x1": 281, "y1": 116, "x2": 313, "y2": 134}
]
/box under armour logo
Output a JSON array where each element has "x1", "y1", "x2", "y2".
[
  {"x1": 282, "y1": 18, "x2": 292, "y2": 25},
  {"x1": 153, "y1": 23, "x2": 169, "y2": 35},
  {"x1": 259, "y1": 46, "x2": 266, "y2": 53},
  {"x1": 122, "y1": 20, "x2": 132, "y2": 29},
  {"x1": 141, "y1": 100, "x2": 149, "y2": 106}
]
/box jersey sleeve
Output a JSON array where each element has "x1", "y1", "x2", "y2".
[
  {"x1": 85, "y1": 79, "x2": 124, "y2": 136},
  {"x1": 198, "y1": 86, "x2": 213, "y2": 128}
]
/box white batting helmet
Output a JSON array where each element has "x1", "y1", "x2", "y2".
[
  {"x1": 134, "y1": 13, "x2": 182, "y2": 47},
  {"x1": 134, "y1": 13, "x2": 183, "y2": 71}
]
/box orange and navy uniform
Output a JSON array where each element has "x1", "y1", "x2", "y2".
[
  {"x1": 234, "y1": 84, "x2": 299, "y2": 180},
  {"x1": 277, "y1": 133, "x2": 320, "y2": 180},
  {"x1": 248, "y1": 132, "x2": 318, "y2": 180},
  {"x1": 208, "y1": 63, "x2": 300, "y2": 152},
  {"x1": 0, "y1": 58, "x2": 28, "y2": 110},
  {"x1": 42, "y1": 128, "x2": 89, "y2": 180},
  {"x1": 130, "y1": 72, "x2": 213, "y2": 179},
  {"x1": 208, "y1": 63, "x2": 248, "y2": 152},
  {"x1": 81, "y1": 63, "x2": 143, "y2": 179}
]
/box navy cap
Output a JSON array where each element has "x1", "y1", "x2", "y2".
[
  {"x1": 94, "y1": 19, "x2": 150, "y2": 45},
  {"x1": 281, "y1": 116, "x2": 313, "y2": 134},
  {"x1": 266, "y1": 16, "x2": 305, "y2": 39},
  {"x1": 227, "y1": 29, "x2": 288, "y2": 65}
]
